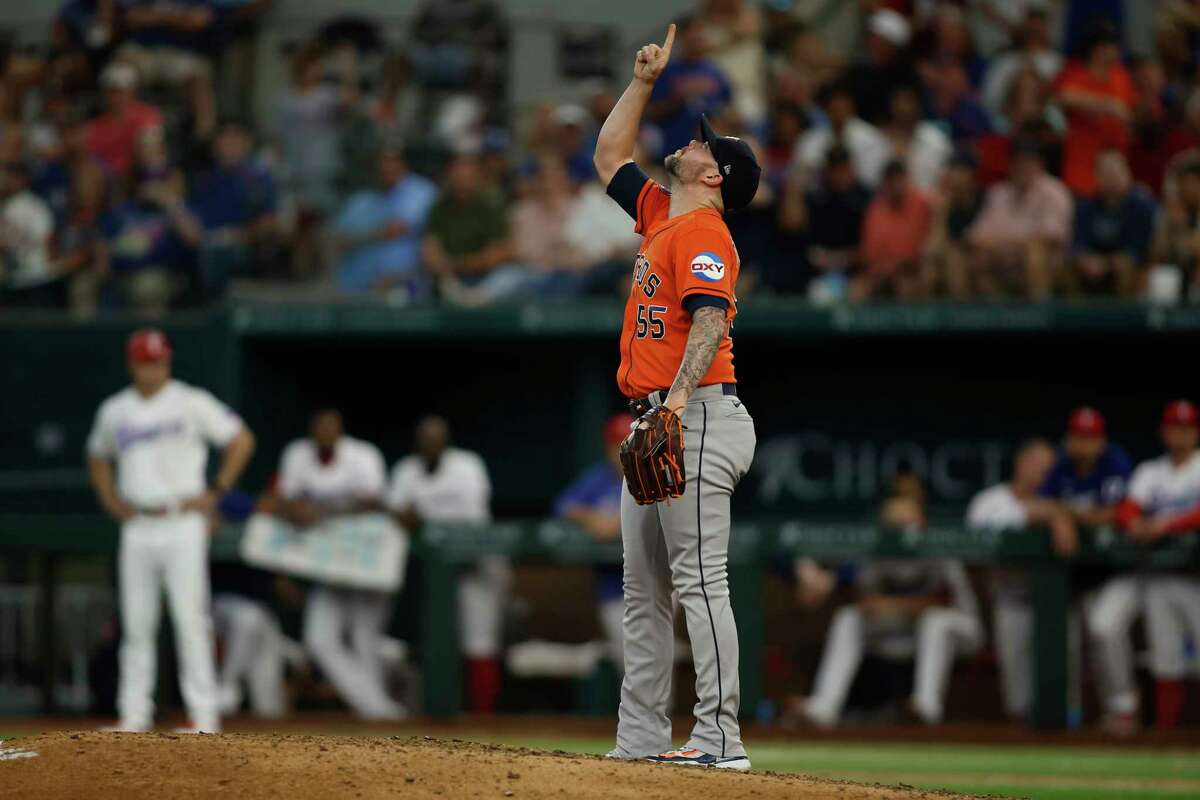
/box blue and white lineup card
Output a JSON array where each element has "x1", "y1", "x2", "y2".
[{"x1": 240, "y1": 513, "x2": 409, "y2": 592}]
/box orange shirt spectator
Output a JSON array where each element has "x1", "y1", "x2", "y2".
[
  {"x1": 861, "y1": 162, "x2": 932, "y2": 279},
  {"x1": 83, "y1": 63, "x2": 164, "y2": 180},
  {"x1": 1053, "y1": 27, "x2": 1133, "y2": 196}
]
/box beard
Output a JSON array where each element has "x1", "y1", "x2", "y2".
[{"x1": 664, "y1": 152, "x2": 682, "y2": 177}]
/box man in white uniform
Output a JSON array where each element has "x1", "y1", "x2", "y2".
[
  {"x1": 1116, "y1": 400, "x2": 1200, "y2": 730},
  {"x1": 386, "y1": 415, "x2": 500, "y2": 712},
  {"x1": 87, "y1": 328, "x2": 256, "y2": 733},
  {"x1": 800, "y1": 557, "x2": 983, "y2": 727},
  {"x1": 965, "y1": 438, "x2": 1078, "y2": 721},
  {"x1": 277, "y1": 408, "x2": 405, "y2": 720}
]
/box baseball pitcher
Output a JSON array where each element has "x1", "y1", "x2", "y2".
[
  {"x1": 594, "y1": 22, "x2": 761, "y2": 769},
  {"x1": 87, "y1": 329, "x2": 255, "y2": 733}
]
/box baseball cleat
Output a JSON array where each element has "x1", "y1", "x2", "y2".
[{"x1": 645, "y1": 748, "x2": 751, "y2": 770}]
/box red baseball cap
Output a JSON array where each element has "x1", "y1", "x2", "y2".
[
  {"x1": 1162, "y1": 399, "x2": 1199, "y2": 427},
  {"x1": 1067, "y1": 406, "x2": 1106, "y2": 437},
  {"x1": 126, "y1": 328, "x2": 172, "y2": 363},
  {"x1": 603, "y1": 413, "x2": 634, "y2": 446}
]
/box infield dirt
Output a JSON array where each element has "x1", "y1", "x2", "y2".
[{"x1": 2, "y1": 732, "x2": 991, "y2": 799}]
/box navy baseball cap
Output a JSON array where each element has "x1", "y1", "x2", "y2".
[{"x1": 699, "y1": 115, "x2": 761, "y2": 212}]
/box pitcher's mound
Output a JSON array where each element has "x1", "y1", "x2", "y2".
[{"x1": 2, "y1": 732, "x2": 984, "y2": 799}]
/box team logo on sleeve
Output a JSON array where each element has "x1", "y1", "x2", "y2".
[{"x1": 690, "y1": 251, "x2": 726, "y2": 282}]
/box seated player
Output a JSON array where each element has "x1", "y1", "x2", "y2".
[
  {"x1": 799, "y1": 474, "x2": 983, "y2": 726},
  {"x1": 1116, "y1": 400, "x2": 1200, "y2": 730},
  {"x1": 553, "y1": 413, "x2": 634, "y2": 667},
  {"x1": 966, "y1": 439, "x2": 1077, "y2": 722}
]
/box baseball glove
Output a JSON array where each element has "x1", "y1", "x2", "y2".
[{"x1": 620, "y1": 406, "x2": 686, "y2": 505}]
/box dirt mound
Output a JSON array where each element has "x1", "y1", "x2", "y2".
[{"x1": 2, "y1": 733, "x2": 987, "y2": 799}]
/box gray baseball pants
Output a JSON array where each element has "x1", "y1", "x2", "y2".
[{"x1": 614, "y1": 384, "x2": 756, "y2": 758}]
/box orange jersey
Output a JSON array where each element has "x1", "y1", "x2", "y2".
[{"x1": 617, "y1": 177, "x2": 740, "y2": 398}]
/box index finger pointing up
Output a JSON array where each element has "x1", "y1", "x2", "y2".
[{"x1": 662, "y1": 23, "x2": 676, "y2": 54}]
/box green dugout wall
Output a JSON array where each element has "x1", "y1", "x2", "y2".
[{"x1": 3, "y1": 300, "x2": 1199, "y2": 516}]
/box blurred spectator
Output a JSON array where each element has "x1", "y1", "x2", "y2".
[
  {"x1": 84, "y1": 63, "x2": 164, "y2": 181},
  {"x1": 922, "y1": 152, "x2": 984, "y2": 299},
  {"x1": 797, "y1": 472, "x2": 982, "y2": 727},
  {"x1": 980, "y1": 7, "x2": 1063, "y2": 118},
  {"x1": 881, "y1": 85, "x2": 951, "y2": 191},
  {"x1": 190, "y1": 120, "x2": 280, "y2": 286},
  {"x1": 507, "y1": 158, "x2": 588, "y2": 297},
  {"x1": 53, "y1": 147, "x2": 110, "y2": 315},
  {"x1": 922, "y1": 60, "x2": 992, "y2": 144},
  {"x1": 778, "y1": 145, "x2": 869, "y2": 301},
  {"x1": 387, "y1": 415, "x2": 504, "y2": 714},
  {"x1": 1153, "y1": 156, "x2": 1200, "y2": 299},
  {"x1": 991, "y1": 64, "x2": 1066, "y2": 138},
  {"x1": 1118, "y1": 400, "x2": 1200, "y2": 731},
  {"x1": 966, "y1": 438, "x2": 1074, "y2": 722},
  {"x1": 553, "y1": 413, "x2": 633, "y2": 667},
  {"x1": 1157, "y1": 1, "x2": 1200, "y2": 99},
  {"x1": 546, "y1": 104, "x2": 596, "y2": 184},
  {"x1": 847, "y1": 8, "x2": 919, "y2": 126},
  {"x1": 274, "y1": 43, "x2": 350, "y2": 277},
  {"x1": 47, "y1": 0, "x2": 119, "y2": 95},
  {"x1": 330, "y1": 141, "x2": 436, "y2": 296},
  {"x1": 367, "y1": 55, "x2": 421, "y2": 144},
  {"x1": 914, "y1": 4, "x2": 987, "y2": 88},
  {"x1": 563, "y1": 178, "x2": 642, "y2": 295},
  {"x1": 1069, "y1": 150, "x2": 1155, "y2": 297},
  {"x1": 967, "y1": 139, "x2": 1071, "y2": 298},
  {"x1": 96, "y1": 130, "x2": 202, "y2": 315},
  {"x1": 793, "y1": 82, "x2": 888, "y2": 188},
  {"x1": 1125, "y1": 59, "x2": 1171, "y2": 196},
  {"x1": 647, "y1": 14, "x2": 733, "y2": 158},
  {"x1": 698, "y1": 0, "x2": 767, "y2": 128},
  {"x1": 1054, "y1": 22, "x2": 1134, "y2": 196},
  {"x1": 115, "y1": 0, "x2": 219, "y2": 138},
  {"x1": 1040, "y1": 406, "x2": 1138, "y2": 736},
  {"x1": 422, "y1": 153, "x2": 516, "y2": 304},
  {"x1": 278, "y1": 409, "x2": 405, "y2": 721},
  {"x1": 856, "y1": 160, "x2": 932, "y2": 301},
  {"x1": 0, "y1": 162, "x2": 57, "y2": 307}
]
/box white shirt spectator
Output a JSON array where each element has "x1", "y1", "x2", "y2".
[
  {"x1": 2, "y1": 189, "x2": 54, "y2": 288},
  {"x1": 889, "y1": 122, "x2": 953, "y2": 191},
  {"x1": 1127, "y1": 453, "x2": 1200, "y2": 519},
  {"x1": 87, "y1": 380, "x2": 243, "y2": 508},
  {"x1": 278, "y1": 436, "x2": 387, "y2": 512},
  {"x1": 966, "y1": 483, "x2": 1029, "y2": 530},
  {"x1": 980, "y1": 49, "x2": 1064, "y2": 117},
  {"x1": 794, "y1": 118, "x2": 890, "y2": 188},
  {"x1": 387, "y1": 448, "x2": 491, "y2": 524},
  {"x1": 565, "y1": 182, "x2": 641, "y2": 263}
]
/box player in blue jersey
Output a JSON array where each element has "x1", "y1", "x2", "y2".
[
  {"x1": 1040, "y1": 407, "x2": 1140, "y2": 735},
  {"x1": 554, "y1": 414, "x2": 635, "y2": 668}
]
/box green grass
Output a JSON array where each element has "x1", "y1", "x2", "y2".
[{"x1": 472, "y1": 736, "x2": 1200, "y2": 800}]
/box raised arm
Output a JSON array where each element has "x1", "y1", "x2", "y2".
[{"x1": 593, "y1": 23, "x2": 675, "y2": 185}]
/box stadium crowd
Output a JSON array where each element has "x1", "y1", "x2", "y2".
[{"x1": 5, "y1": 1, "x2": 1200, "y2": 314}]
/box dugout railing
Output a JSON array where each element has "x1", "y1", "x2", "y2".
[{"x1": 4, "y1": 514, "x2": 1197, "y2": 728}]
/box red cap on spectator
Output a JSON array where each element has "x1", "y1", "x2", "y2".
[
  {"x1": 126, "y1": 328, "x2": 172, "y2": 363},
  {"x1": 1162, "y1": 399, "x2": 1199, "y2": 427},
  {"x1": 1067, "y1": 406, "x2": 1106, "y2": 436},
  {"x1": 603, "y1": 413, "x2": 634, "y2": 446}
]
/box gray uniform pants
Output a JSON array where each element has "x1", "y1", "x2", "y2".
[{"x1": 615, "y1": 384, "x2": 756, "y2": 758}]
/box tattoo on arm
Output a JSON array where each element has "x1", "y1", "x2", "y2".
[{"x1": 668, "y1": 305, "x2": 727, "y2": 401}]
